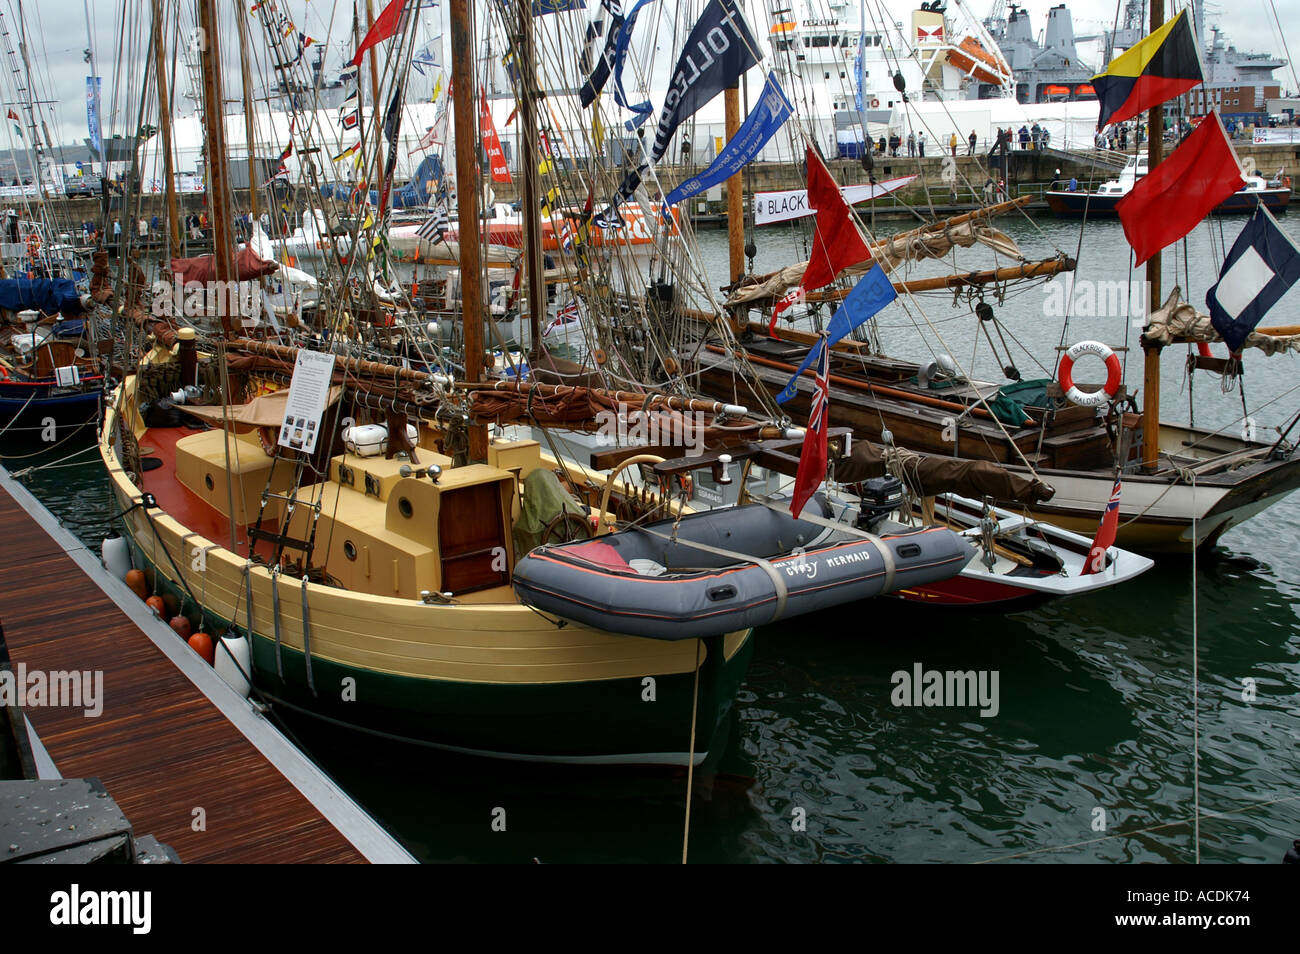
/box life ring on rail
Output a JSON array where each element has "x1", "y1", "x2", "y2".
[
  {"x1": 870, "y1": 98, "x2": 880, "y2": 108},
  {"x1": 1057, "y1": 340, "x2": 1122, "y2": 408}
]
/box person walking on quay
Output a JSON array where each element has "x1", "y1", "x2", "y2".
[
  {"x1": 968, "y1": 130, "x2": 977, "y2": 155},
  {"x1": 917, "y1": 131, "x2": 926, "y2": 156},
  {"x1": 1018, "y1": 125, "x2": 1029, "y2": 150},
  {"x1": 112, "y1": 218, "x2": 121, "y2": 240},
  {"x1": 907, "y1": 131, "x2": 916, "y2": 156},
  {"x1": 949, "y1": 131, "x2": 958, "y2": 157},
  {"x1": 138, "y1": 217, "x2": 148, "y2": 239}
]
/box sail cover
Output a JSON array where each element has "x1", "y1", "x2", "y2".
[
  {"x1": 0, "y1": 277, "x2": 86, "y2": 315},
  {"x1": 169, "y1": 246, "x2": 280, "y2": 285}
]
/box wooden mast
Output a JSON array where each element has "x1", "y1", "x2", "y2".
[
  {"x1": 366, "y1": 0, "x2": 384, "y2": 200},
  {"x1": 450, "y1": 0, "x2": 489, "y2": 461},
  {"x1": 1140, "y1": 0, "x2": 1165, "y2": 471},
  {"x1": 197, "y1": 0, "x2": 235, "y2": 308},
  {"x1": 517, "y1": 3, "x2": 545, "y2": 352},
  {"x1": 149, "y1": 0, "x2": 180, "y2": 260},
  {"x1": 724, "y1": 86, "x2": 743, "y2": 282},
  {"x1": 236, "y1": 5, "x2": 260, "y2": 234}
]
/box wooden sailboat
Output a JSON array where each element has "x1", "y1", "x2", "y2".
[
  {"x1": 95, "y1": 0, "x2": 763, "y2": 765},
  {"x1": 695, "y1": 167, "x2": 1300, "y2": 553}
]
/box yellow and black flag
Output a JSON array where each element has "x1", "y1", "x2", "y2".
[{"x1": 1092, "y1": 9, "x2": 1201, "y2": 130}]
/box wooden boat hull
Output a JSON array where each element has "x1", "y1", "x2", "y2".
[
  {"x1": 99, "y1": 387, "x2": 753, "y2": 765},
  {"x1": 695, "y1": 352, "x2": 1300, "y2": 553},
  {"x1": 1045, "y1": 187, "x2": 1291, "y2": 217},
  {"x1": 0, "y1": 378, "x2": 101, "y2": 432}
]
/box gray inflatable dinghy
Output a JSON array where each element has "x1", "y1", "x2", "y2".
[{"x1": 512, "y1": 495, "x2": 974, "y2": 639}]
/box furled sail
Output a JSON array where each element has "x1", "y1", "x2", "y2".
[{"x1": 1142, "y1": 286, "x2": 1300, "y2": 356}]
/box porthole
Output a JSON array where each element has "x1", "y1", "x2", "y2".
[
  {"x1": 204, "y1": 473, "x2": 214, "y2": 490},
  {"x1": 343, "y1": 541, "x2": 357, "y2": 561},
  {"x1": 398, "y1": 497, "x2": 413, "y2": 518}
]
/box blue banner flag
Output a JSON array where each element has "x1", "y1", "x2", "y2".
[
  {"x1": 579, "y1": 0, "x2": 625, "y2": 107},
  {"x1": 649, "y1": 0, "x2": 759, "y2": 164},
  {"x1": 610, "y1": 0, "x2": 657, "y2": 127},
  {"x1": 85, "y1": 76, "x2": 103, "y2": 161},
  {"x1": 599, "y1": 0, "x2": 759, "y2": 224},
  {"x1": 665, "y1": 72, "x2": 791, "y2": 207},
  {"x1": 1206, "y1": 205, "x2": 1300, "y2": 352},
  {"x1": 776, "y1": 264, "x2": 896, "y2": 404}
]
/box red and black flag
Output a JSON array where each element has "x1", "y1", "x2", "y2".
[{"x1": 1092, "y1": 9, "x2": 1201, "y2": 130}]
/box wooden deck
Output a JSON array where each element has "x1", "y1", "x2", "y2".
[{"x1": 0, "y1": 467, "x2": 414, "y2": 864}]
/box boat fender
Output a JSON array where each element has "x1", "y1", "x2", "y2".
[
  {"x1": 215, "y1": 633, "x2": 252, "y2": 697},
  {"x1": 1058, "y1": 340, "x2": 1121, "y2": 408},
  {"x1": 102, "y1": 532, "x2": 132, "y2": 580},
  {"x1": 871, "y1": 98, "x2": 880, "y2": 108},
  {"x1": 0, "y1": 364, "x2": 10, "y2": 381}
]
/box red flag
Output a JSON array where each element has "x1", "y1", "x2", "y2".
[
  {"x1": 1081, "y1": 475, "x2": 1122, "y2": 575},
  {"x1": 769, "y1": 147, "x2": 871, "y2": 337},
  {"x1": 5, "y1": 109, "x2": 17, "y2": 121},
  {"x1": 1116, "y1": 112, "x2": 1245, "y2": 266},
  {"x1": 349, "y1": 0, "x2": 411, "y2": 68},
  {"x1": 480, "y1": 89, "x2": 513, "y2": 184},
  {"x1": 790, "y1": 335, "x2": 830, "y2": 520}
]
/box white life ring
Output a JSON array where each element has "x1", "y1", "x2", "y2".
[
  {"x1": 870, "y1": 98, "x2": 880, "y2": 109},
  {"x1": 1058, "y1": 340, "x2": 1122, "y2": 408}
]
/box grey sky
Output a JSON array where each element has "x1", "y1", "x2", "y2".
[{"x1": 4, "y1": 0, "x2": 1295, "y2": 151}]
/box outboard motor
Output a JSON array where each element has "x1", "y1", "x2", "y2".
[{"x1": 854, "y1": 476, "x2": 905, "y2": 532}]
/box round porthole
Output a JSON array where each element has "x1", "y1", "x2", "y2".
[
  {"x1": 204, "y1": 473, "x2": 215, "y2": 491},
  {"x1": 343, "y1": 541, "x2": 357, "y2": 561},
  {"x1": 398, "y1": 497, "x2": 413, "y2": 518}
]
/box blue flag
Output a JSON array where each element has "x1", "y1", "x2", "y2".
[
  {"x1": 776, "y1": 264, "x2": 896, "y2": 404},
  {"x1": 598, "y1": 0, "x2": 759, "y2": 227},
  {"x1": 85, "y1": 77, "x2": 103, "y2": 161},
  {"x1": 665, "y1": 73, "x2": 790, "y2": 207},
  {"x1": 1206, "y1": 205, "x2": 1300, "y2": 352},
  {"x1": 610, "y1": 0, "x2": 657, "y2": 128}
]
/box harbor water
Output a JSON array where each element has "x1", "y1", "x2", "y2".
[{"x1": 8, "y1": 212, "x2": 1299, "y2": 863}]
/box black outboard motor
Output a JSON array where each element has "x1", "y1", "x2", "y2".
[{"x1": 854, "y1": 476, "x2": 905, "y2": 532}]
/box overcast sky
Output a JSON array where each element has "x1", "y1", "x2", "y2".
[{"x1": 5, "y1": 0, "x2": 1296, "y2": 151}]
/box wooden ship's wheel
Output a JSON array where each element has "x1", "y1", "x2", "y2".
[{"x1": 540, "y1": 511, "x2": 593, "y2": 545}]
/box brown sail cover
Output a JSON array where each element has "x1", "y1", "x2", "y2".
[
  {"x1": 169, "y1": 246, "x2": 279, "y2": 285},
  {"x1": 834, "y1": 440, "x2": 1055, "y2": 506}
]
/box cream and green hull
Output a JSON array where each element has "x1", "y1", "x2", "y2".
[{"x1": 100, "y1": 394, "x2": 753, "y2": 765}]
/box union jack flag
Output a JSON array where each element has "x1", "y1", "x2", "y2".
[
  {"x1": 790, "y1": 336, "x2": 830, "y2": 520},
  {"x1": 1081, "y1": 474, "x2": 1122, "y2": 575},
  {"x1": 545, "y1": 299, "x2": 581, "y2": 335}
]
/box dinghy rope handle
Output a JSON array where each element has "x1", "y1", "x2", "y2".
[{"x1": 1058, "y1": 339, "x2": 1122, "y2": 408}]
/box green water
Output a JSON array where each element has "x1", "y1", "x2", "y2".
[{"x1": 7, "y1": 213, "x2": 1299, "y2": 863}]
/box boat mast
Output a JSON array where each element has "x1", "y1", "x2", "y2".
[
  {"x1": 366, "y1": 0, "x2": 385, "y2": 198},
  {"x1": 235, "y1": 4, "x2": 260, "y2": 238},
  {"x1": 516, "y1": 3, "x2": 544, "y2": 351},
  {"x1": 150, "y1": 0, "x2": 181, "y2": 261},
  {"x1": 197, "y1": 0, "x2": 236, "y2": 309},
  {"x1": 725, "y1": 84, "x2": 743, "y2": 282},
  {"x1": 1140, "y1": 0, "x2": 1164, "y2": 471},
  {"x1": 450, "y1": 0, "x2": 489, "y2": 461}
]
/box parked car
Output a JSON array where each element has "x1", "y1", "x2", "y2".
[{"x1": 64, "y1": 176, "x2": 102, "y2": 198}]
